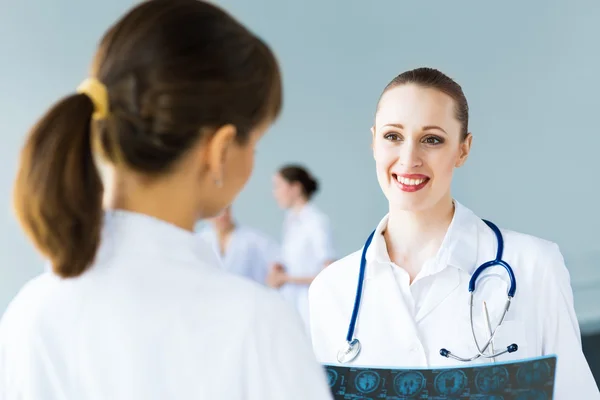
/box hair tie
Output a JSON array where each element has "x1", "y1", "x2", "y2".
[{"x1": 77, "y1": 78, "x2": 109, "y2": 120}]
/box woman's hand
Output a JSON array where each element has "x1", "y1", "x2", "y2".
[{"x1": 266, "y1": 263, "x2": 288, "y2": 288}]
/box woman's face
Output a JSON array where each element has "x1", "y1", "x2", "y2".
[
  {"x1": 272, "y1": 173, "x2": 299, "y2": 210},
  {"x1": 190, "y1": 121, "x2": 269, "y2": 220},
  {"x1": 372, "y1": 84, "x2": 472, "y2": 212}
]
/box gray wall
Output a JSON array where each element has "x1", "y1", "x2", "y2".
[{"x1": 1, "y1": 0, "x2": 599, "y2": 333}]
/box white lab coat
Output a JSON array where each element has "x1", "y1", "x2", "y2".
[
  {"x1": 309, "y1": 200, "x2": 599, "y2": 399},
  {"x1": 280, "y1": 203, "x2": 335, "y2": 330},
  {"x1": 0, "y1": 211, "x2": 332, "y2": 400},
  {"x1": 198, "y1": 225, "x2": 279, "y2": 284}
]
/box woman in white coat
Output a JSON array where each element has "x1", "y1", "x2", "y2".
[
  {"x1": 268, "y1": 165, "x2": 336, "y2": 330},
  {"x1": 0, "y1": 1, "x2": 332, "y2": 399},
  {"x1": 309, "y1": 67, "x2": 599, "y2": 399},
  {"x1": 198, "y1": 206, "x2": 279, "y2": 284}
]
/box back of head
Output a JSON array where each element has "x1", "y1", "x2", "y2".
[
  {"x1": 13, "y1": 0, "x2": 282, "y2": 278},
  {"x1": 278, "y1": 165, "x2": 319, "y2": 200},
  {"x1": 379, "y1": 67, "x2": 469, "y2": 140}
]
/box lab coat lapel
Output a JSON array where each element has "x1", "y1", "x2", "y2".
[
  {"x1": 360, "y1": 215, "x2": 420, "y2": 346},
  {"x1": 414, "y1": 201, "x2": 480, "y2": 322},
  {"x1": 222, "y1": 229, "x2": 238, "y2": 268},
  {"x1": 362, "y1": 265, "x2": 420, "y2": 346},
  {"x1": 414, "y1": 267, "x2": 461, "y2": 322}
]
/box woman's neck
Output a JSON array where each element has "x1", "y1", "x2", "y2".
[
  {"x1": 105, "y1": 172, "x2": 199, "y2": 231},
  {"x1": 291, "y1": 197, "x2": 308, "y2": 213},
  {"x1": 384, "y1": 196, "x2": 455, "y2": 282},
  {"x1": 215, "y1": 223, "x2": 235, "y2": 255},
  {"x1": 215, "y1": 221, "x2": 236, "y2": 237}
]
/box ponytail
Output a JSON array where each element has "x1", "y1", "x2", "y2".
[{"x1": 13, "y1": 94, "x2": 104, "y2": 278}]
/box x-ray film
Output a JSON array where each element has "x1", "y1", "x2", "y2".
[{"x1": 324, "y1": 355, "x2": 556, "y2": 399}]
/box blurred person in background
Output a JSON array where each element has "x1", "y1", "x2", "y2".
[
  {"x1": 198, "y1": 205, "x2": 279, "y2": 285},
  {"x1": 268, "y1": 164, "x2": 335, "y2": 330}
]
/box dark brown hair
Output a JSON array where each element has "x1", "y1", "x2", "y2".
[
  {"x1": 13, "y1": 0, "x2": 282, "y2": 278},
  {"x1": 379, "y1": 67, "x2": 469, "y2": 140},
  {"x1": 279, "y1": 165, "x2": 319, "y2": 200}
]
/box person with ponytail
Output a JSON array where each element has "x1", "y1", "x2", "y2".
[
  {"x1": 268, "y1": 164, "x2": 336, "y2": 331},
  {"x1": 0, "y1": 1, "x2": 333, "y2": 399}
]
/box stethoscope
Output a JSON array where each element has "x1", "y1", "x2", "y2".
[{"x1": 337, "y1": 219, "x2": 519, "y2": 364}]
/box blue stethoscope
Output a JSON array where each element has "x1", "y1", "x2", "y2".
[{"x1": 337, "y1": 219, "x2": 519, "y2": 364}]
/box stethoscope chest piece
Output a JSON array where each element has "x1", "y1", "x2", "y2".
[{"x1": 337, "y1": 338, "x2": 361, "y2": 364}]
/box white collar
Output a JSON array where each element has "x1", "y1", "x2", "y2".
[
  {"x1": 285, "y1": 202, "x2": 316, "y2": 221},
  {"x1": 364, "y1": 200, "x2": 481, "y2": 279},
  {"x1": 95, "y1": 210, "x2": 221, "y2": 269}
]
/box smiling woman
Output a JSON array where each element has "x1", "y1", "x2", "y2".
[
  {"x1": 308, "y1": 67, "x2": 600, "y2": 399},
  {"x1": 372, "y1": 69, "x2": 471, "y2": 216}
]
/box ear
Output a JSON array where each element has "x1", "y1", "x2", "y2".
[
  {"x1": 456, "y1": 133, "x2": 473, "y2": 168},
  {"x1": 204, "y1": 124, "x2": 237, "y2": 185},
  {"x1": 370, "y1": 125, "x2": 376, "y2": 159},
  {"x1": 291, "y1": 181, "x2": 304, "y2": 198}
]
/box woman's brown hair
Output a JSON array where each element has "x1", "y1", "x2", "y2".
[
  {"x1": 379, "y1": 67, "x2": 469, "y2": 140},
  {"x1": 12, "y1": 0, "x2": 282, "y2": 278},
  {"x1": 278, "y1": 165, "x2": 319, "y2": 200}
]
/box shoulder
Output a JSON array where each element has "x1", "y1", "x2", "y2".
[
  {"x1": 459, "y1": 201, "x2": 569, "y2": 289},
  {"x1": 304, "y1": 204, "x2": 331, "y2": 226},
  {"x1": 237, "y1": 226, "x2": 275, "y2": 244},
  {"x1": 477, "y1": 220, "x2": 569, "y2": 289},
  {"x1": 497, "y1": 224, "x2": 558, "y2": 253},
  {"x1": 203, "y1": 270, "x2": 288, "y2": 316},
  {"x1": 2, "y1": 272, "x2": 59, "y2": 313},
  {"x1": 310, "y1": 249, "x2": 361, "y2": 298},
  {"x1": 460, "y1": 202, "x2": 558, "y2": 260},
  {"x1": 222, "y1": 275, "x2": 310, "y2": 341},
  {"x1": 236, "y1": 227, "x2": 279, "y2": 257},
  {"x1": 0, "y1": 272, "x2": 60, "y2": 340},
  {"x1": 308, "y1": 250, "x2": 364, "y2": 355},
  {"x1": 459, "y1": 202, "x2": 564, "y2": 276},
  {"x1": 495, "y1": 225, "x2": 564, "y2": 268}
]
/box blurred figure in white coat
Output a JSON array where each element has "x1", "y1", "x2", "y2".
[
  {"x1": 198, "y1": 206, "x2": 279, "y2": 284},
  {"x1": 0, "y1": 1, "x2": 333, "y2": 399},
  {"x1": 268, "y1": 164, "x2": 335, "y2": 330}
]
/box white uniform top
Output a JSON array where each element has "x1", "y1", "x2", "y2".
[
  {"x1": 309, "y1": 201, "x2": 599, "y2": 400},
  {"x1": 198, "y1": 225, "x2": 279, "y2": 284},
  {"x1": 280, "y1": 203, "x2": 335, "y2": 329},
  {"x1": 0, "y1": 211, "x2": 332, "y2": 400}
]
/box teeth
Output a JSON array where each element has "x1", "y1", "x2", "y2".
[{"x1": 397, "y1": 176, "x2": 427, "y2": 186}]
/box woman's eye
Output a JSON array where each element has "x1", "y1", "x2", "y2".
[
  {"x1": 384, "y1": 133, "x2": 401, "y2": 141},
  {"x1": 423, "y1": 136, "x2": 443, "y2": 145}
]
